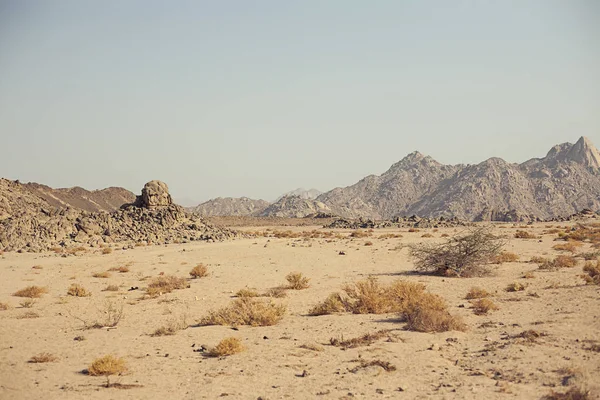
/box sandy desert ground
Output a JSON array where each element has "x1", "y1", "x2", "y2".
[{"x1": 1, "y1": 223, "x2": 599, "y2": 400}]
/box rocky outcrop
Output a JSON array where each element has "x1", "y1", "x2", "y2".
[
  {"x1": 325, "y1": 215, "x2": 469, "y2": 230},
  {"x1": 0, "y1": 180, "x2": 238, "y2": 252},
  {"x1": 257, "y1": 195, "x2": 332, "y2": 218},
  {"x1": 190, "y1": 197, "x2": 270, "y2": 217},
  {"x1": 276, "y1": 188, "x2": 322, "y2": 201}
]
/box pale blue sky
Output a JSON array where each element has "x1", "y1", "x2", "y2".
[{"x1": 0, "y1": 1, "x2": 598, "y2": 204}]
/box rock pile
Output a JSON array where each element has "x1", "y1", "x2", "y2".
[{"x1": 0, "y1": 181, "x2": 238, "y2": 253}]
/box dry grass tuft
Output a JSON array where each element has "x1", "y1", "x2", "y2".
[
  {"x1": 522, "y1": 272, "x2": 536, "y2": 279},
  {"x1": 530, "y1": 256, "x2": 549, "y2": 264},
  {"x1": 13, "y1": 286, "x2": 48, "y2": 298},
  {"x1": 92, "y1": 271, "x2": 111, "y2": 279},
  {"x1": 308, "y1": 293, "x2": 347, "y2": 316},
  {"x1": 146, "y1": 275, "x2": 189, "y2": 297},
  {"x1": 349, "y1": 230, "x2": 371, "y2": 238},
  {"x1": 101, "y1": 247, "x2": 113, "y2": 255},
  {"x1": 465, "y1": 287, "x2": 491, "y2": 299},
  {"x1": 582, "y1": 260, "x2": 600, "y2": 285},
  {"x1": 492, "y1": 251, "x2": 520, "y2": 263},
  {"x1": 553, "y1": 242, "x2": 583, "y2": 253},
  {"x1": 421, "y1": 233, "x2": 434, "y2": 238},
  {"x1": 285, "y1": 272, "x2": 310, "y2": 290},
  {"x1": 364, "y1": 241, "x2": 374, "y2": 246},
  {"x1": 200, "y1": 298, "x2": 286, "y2": 327},
  {"x1": 17, "y1": 311, "x2": 39, "y2": 319},
  {"x1": 103, "y1": 285, "x2": 120, "y2": 292},
  {"x1": 263, "y1": 287, "x2": 287, "y2": 298},
  {"x1": 19, "y1": 299, "x2": 36, "y2": 308},
  {"x1": 541, "y1": 388, "x2": 590, "y2": 400},
  {"x1": 235, "y1": 288, "x2": 260, "y2": 298},
  {"x1": 189, "y1": 264, "x2": 208, "y2": 279},
  {"x1": 506, "y1": 282, "x2": 527, "y2": 292},
  {"x1": 349, "y1": 359, "x2": 397, "y2": 373},
  {"x1": 88, "y1": 355, "x2": 128, "y2": 387},
  {"x1": 539, "y1": 255, "x2": 578, "y2": 270},
  {"x1": 0, "y1": 302, "x2": 10, "y2": 311},
  {"x1": 514, "y1": 230, "x2": 539, "y2": 239},
  {"x1": 329, "y1": 329, "x2": 394, "y2": 349},
  {"x1": 29, "y1": 353, "x2": 58, "y2": 363},
  {"x1": 67, "y1": 284, "x2": 91, "y2": 297},
  {"x1": 471, "y1": 298, "x2": 499, "y2": 315},
  {"x1": 207, "y1": 337, "x2": 245, "y2": 357},
  {"x1": 109, "y1": 266, "x2": 130, "y2": 273},
  {"x1": 299, "y1": 343, "x2": 324, "y2": 352},
  {"x1": 404, "y1": 306, "x2": 467, "y2": 333}
]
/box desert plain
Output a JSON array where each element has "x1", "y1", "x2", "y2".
[{"x1": 0, "y1": 222, "x2": 599, "y2": 400}]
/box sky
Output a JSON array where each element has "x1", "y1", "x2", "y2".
[{"x1": 0, "y1": 1, "x2": 598, "y2": 204}]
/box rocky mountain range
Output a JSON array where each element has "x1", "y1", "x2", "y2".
[
  {"x1": 190, "y1": 197, "x2": 270, "y2": 217},
  {"x1": 276, "y1": 188, "x2": 323, "y2": 201},
  {"x1": 317, "y1": 136, "x2": 600, "y2": 221}
]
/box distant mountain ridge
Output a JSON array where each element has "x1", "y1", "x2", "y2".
[
  {"x1": 276, "y1": 188, "x2": 322, "y2": 201},
  {"x1": 190, "y1": 197, "x2": 270, "y2": 217},
  {"x1": 316, "y1": 136, "x2": 600, "y2": 221}
]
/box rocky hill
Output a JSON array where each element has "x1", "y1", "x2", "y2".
[
  {"x1": 276, "y1": 188, "x2": 322, "y2": 201},
  {"x1": 257, "y1": 195, "x2": 332, "y2": 218},
  {"x1": 0, "y1": 180, "x2": 237, "y2": 252},
  {"x1": 315, "y1": 136, "x2": 600, "y2": 221},
  {"x1": 190, "y1": 197, "x2": 270, "y2": 217},
  {"x1": 0, "y1": 178, "x2": 135, "y2": 218}
]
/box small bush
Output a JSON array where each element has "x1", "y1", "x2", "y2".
[
  {"x1": 29, "y1": 353, "x2": 58, "y2": 363},
  {"x1": 492, "y1": 251, "x2": 520, "y2": 263},
  {"x1": 506, "y1": 282, "x2": 527, "y2": 292},
  {"x1": 465, "y1": 287, "x2": 491, "y2": 299},
  {"x1": 67, "y1": 284, "x2": 91, "y2": 297},
  {"x1": 92, "y1": 272, "x2": 110, "y2": 278},
  {"x1": 541, "y1": 387, "x2": 590, "y2": 400},
  {"x1": 539, "y1": 255, "x2": 577, "y2": 270},
  {"x1": 514, "y1": 230, "x2": 539, "y2": 239},
  {"x1": 207, "y1": 337, "x2": 245, "y2": 357},
  {"x1": 263, "y1": 287, "x2": 287, "y2": 298},
  {"x1": 530, "y1": 256, "x2": 549, "y2": 264},
  {"x1": 349, "y1": 230, "x2": 370, "y2": 238},
  {"x1": 103, "y1": 285, "x2": 119, "y2": 292},
  {"x1": 410, "y1": 227, "x2": 504, "y2": 277},
  {"x1": 13, "y1": 286, "x2": 48, "y2": 298},
  {"x1": 19, "y1": 299, "x2": 36, "y2": 308},
  {"x1": 364, "y1": 241, "x2": 373, "y2": 246},
  {"x1": 471, "y1": 298, "x2": 499, "y2": 315},
  {"x1": 285, "y1": 272, "x2": 310, "y2": 290},
  {"x1": 582, "y1": 260, "x2": 600, "y2": 285},
  {"x1": 146, "y1": 275, "x2": 189, "y2": 297},
  {"x1": 200, "y1": 298, "x2": 286, "y2": 327},
  {"x1": 522, "y1": 272, "x2": 535, "y2": 279},
  {"x1": 101, "y1": 247, "x2": 113, "y2": 255},
  {"x1": 88, "y1": 355, "x2": 127, "y2": 387},
  {"x1": 553, "y1": 242, "x2": 583, "y2": 253},
  {"x1": 189, "y1": 264, "x2": 208, "y2": 279},
  {"x1": 404, "y1": 306, "x2": 466, "y2": 333},
  {"x1": 109, "y1": 266, "x2": 130, "y2": 273},
  {"x1": 235, "y1": 288, "x2": 260, "y2": 298},
  {"x1": 329, "y1": 329, "x2": 393, "y2": 349},
  {"x1": 421, "y1": 233, "x2": 434, "y2": 238},
  {"x1": 0, "y1": 302, "x2": 10, "y2": 311},
  {"x1": 308, "y1": 293, "x2": 347, "y2": 316}
]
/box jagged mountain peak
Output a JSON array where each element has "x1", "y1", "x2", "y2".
[{"x1": 566, "y1": 136, "x2": 600, "y2": 169}]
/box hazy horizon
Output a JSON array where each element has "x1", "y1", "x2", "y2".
[{"x1": 1, "y1": 1, "x2": 598, "y2": 204}]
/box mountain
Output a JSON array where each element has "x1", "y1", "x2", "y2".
[
  {"x1": 257, "y1": 195, "x2": 332, "y2": 218},
  {"x1": 276, "y1": 188, "x2": 323, "y2": 201},
  {"x1": 190, "y1": 197, "x2": 270, "y2": 216},
  {"x1": 0, "y1": 178, "x2": 135, "y2": 219},
  {"x1": 315, "y1": 137, "x2": 600, "y2": 221}
]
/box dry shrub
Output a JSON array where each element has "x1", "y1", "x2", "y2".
[
  {"x1": 189, "y1": 264, "x2": 208, "y2": 279},
  {"x1": 29, "y1": 353, "x2": 58, "y2": 363},
  {"x1": 20, "y1": 299, "x2": 36, "y2": 308},
  {"x1": 308, "y1": 293, "x2": 346, "y2": 316},
  {"x1": 539, "y1": 255, "x2": 577, "y2": 270},
  {"x1": 150, "y1": 316, "x2": 187, "y2": 337},
  {"x1": 146, "y1": 275, "x2": 189, "y2": 297},
  {"x1": 408, "y1": 228, "x2": 420, "y2": 233},
  {"x1": 530, "y1": 256, "x2": 549, "y2": 264},
  {"x1": 103, "y1": 285, "x2": 119, "y2": 292},
  {"x1": 471, "y1": 298, "x2": 499, "y2": 315},
  {"x1": 421, "y1": 233, "x2": 434, "y2": 238},
  {"x1": 32, "y1": 265, "x2": 43, "y2": 270},
  {"x1": 506, "y1": 282, "x2": 527, "y2": 292},
  {"x1": 440, "y1": 233, "x2": 450, "y2": 237},
  {"x1": 582, "y1": 260, "x2": 600, "y2": 285},
  {"x1": 299, "y1": 343, "x2": 324, "y2": 352},
  {"x1": 349, "y1": 359, "x2": 396, "y2": 373},
  {"x1": 285, "y1": 272, "x2": 310, "y2": 290},
  {"x1": 404, "y1": 306, "x2": 466, "y2": 333},
  {"x1": 200, "y1": 298, "x2": 286, "y2": 327},
  {"x1": 263, "y1": 287, "x2": 287, "y2": 298},
  {"x1": 349, "y1": 230, "x2": 370, "y2": 238},
  {"x1": 101, "y1": 247, "x2": 113, "y2": 255},
  {"x1": 541, "y1": 387, "x2": 590, "y2": 400},
  {"x1": 522, "y1": 272, "x2": 536, "y2": 279},
  {"x1": 207, "y1": 337, "x2": 245, "y2": 357},
  {"x1": 88, "y1": 355, "x2": 128, "y2": 387},
  {"x1": 410, "y1": 227, "x2": 504, "y2": 277},
  {"x1": 514, "y1": 230, "x2": 539, "y2": 239},
  {"x1": 378, "y1": 233, "x2": 403, "y2": 239},
  {"x1": 465, "y1": 287, "x2": 491, "y2": 299},
  {"x1": 67, "y1": 284, "x2": 91, "y2": 297},
  {"x1": 13, "y1": 286, "x2": 48, "y2": 298},
  {"x1": 17, "y1": 311, "x2": 39, "y2": 319},
  {"x1": 109, "y1": 266, "x2": 130, "y2": 273},
  {"x1": 493, "y1": 251, "x2": 520, "y2": 264},
  {"x1": 83, "y1": 301, "x2": 124, "y2": 329},
  {"x1": 235, "y1": 288, "x2": 260, "y2": 298},
  {"x1": 0, "y1": 302, "x2": 10, "y2": 311},
  {"x1": 553, "y1": 242, "x2": 583, "y2": 253},
  {"x1": 92, "y1": 271, "x2": 111, "y2": 279},
  {"x1": 329, "y1": 329, "x2": 393, "y2": 349},
  {"x1": 578, "y1": 251, "x2": 600, "y2": 261},
  {"x1": 364, "y1": 241, "x2": 373, "y2": 246}
]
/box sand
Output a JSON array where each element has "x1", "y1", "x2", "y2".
[{"x1": 1, "y1": 224, "x2": 599, "y2": 399}]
